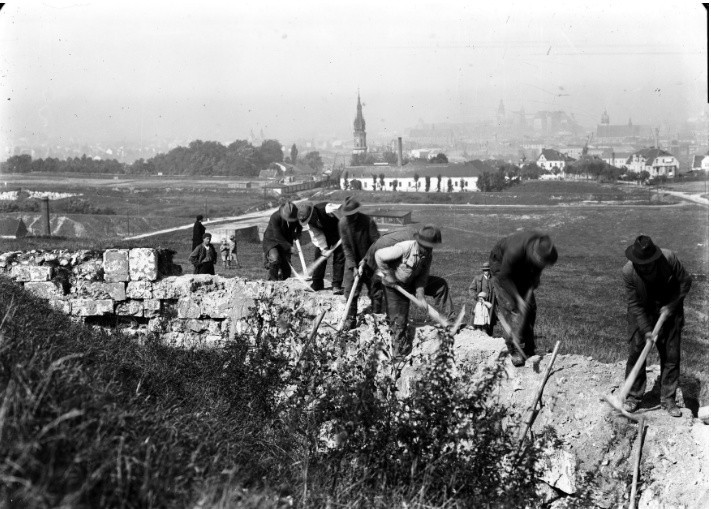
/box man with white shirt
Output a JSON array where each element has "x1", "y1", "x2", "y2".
[
  {"x1": 298, "y1": 201, "x2": 345, "y2": 294},
  {"x1": 367, "y1": 224, "x2": 452, "y2": 354}
]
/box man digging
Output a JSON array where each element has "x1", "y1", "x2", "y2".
[
  {"x1": 297, "y1": 201, "x2": 345, "y2": 294},
  {"x1": 489, "y1": 231, "x2": 558, "y2": 367},
  {"x1": 621, "y1": 235, "x2": 692, "y2": 417},
  {"x1": 369, "y1": 225, "x2": 453, "y2": 355},
  {"x1": 262, "y1": 201, "x2": 302, "y2": 281}
]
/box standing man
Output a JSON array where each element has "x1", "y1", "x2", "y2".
[
  {"x1": 192, "y1": 215, "x2": 205, "y2": 250},
  {"x1": 189, "y1": 233, "x2": 217, "y2": 275},
  {"x1": 622, "y1": 235, "x2": 692, "y2": 417},
  {"x1": 489, "y1": 231, "x2": 558, "y2": 367},
  {"x1": 298, "y1": 201, "x2": 345, "y2": 294},
  {"x1": 338, "y1": 197, "x2": 381, "y2": 329},
  {"x1": 370, "y1": 225, "x2": 453, "y2": 355},
  {"x1": 262, "y1": 201, "x2": 302, "y2": 281},
  {"x1": 468, "y1": 261, "x2": 496, "y2": 334}
]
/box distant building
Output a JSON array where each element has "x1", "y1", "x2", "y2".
[
  {"x1": 626, "y1": 148, "x2": 679, "y2": 177},
  {"x1": 692, "y1": 154, "x2": 710, "y2": 172},
  {"x1": 537, "y1": 149, "x2": 575, "y2": 172},
  {"x1": 601, "y1": 149, "x2": 632, "y2": 169},
  {"x1": 352, "y1": 93, "x2": 367, "y2": 155},
  {"x1": 596, "y1": 114, "x2": 644, "y2": 140},
  {"x1": 342, "y1": 161, "x2": 489, "y2": 192},
  {"x1": 0, "y1": 217, "x2": 28, "y2": 239}
]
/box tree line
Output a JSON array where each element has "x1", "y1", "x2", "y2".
[{"x1": 1, "y1": 139, "x2": 328, "y2": 177}]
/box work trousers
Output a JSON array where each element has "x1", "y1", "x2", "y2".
[
  {"x1": 193, "y1": 262, "x2": 215, "y2": 275},
  {"x1": 625, "y1": 309, "x2": 683, "y2": 405},
  {"x1": 492, "y1": 279, "x2": 538, "y2": 357},
  {"x1": 265, "y1": 247, "x2": 292, "y2": 281},
  {"x1": 383, "y1": 275, "x2": 453, "y2": 351},
  {"x1": 311, "y1": 245, "x2": 345, "y2": 291},
  {"x1": 342, "y1": 266, "x2": 384, "y2": 329}
]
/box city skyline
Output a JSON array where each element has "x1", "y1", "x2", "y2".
[{"x1": 0, "y1": 1, "x2": 708, "y2": 152}]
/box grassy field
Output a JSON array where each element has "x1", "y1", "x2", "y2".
[{"x1": 2, "y1": 179, "x2": 708, "y2": 402}]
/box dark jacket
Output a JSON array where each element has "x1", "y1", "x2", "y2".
[
  {"x1": 189, "y1": 243, "x2": 217, "y2": 266},
  {"x1": 489, "y1": 231, "x2": 553, "y2": 311},
  {"x1": 338, "y1": 212, "x2": 380, "y2": 269},
  {"x1": 468, "y1": 273, "x2": 495, "y2": 302},
  {"x1": 192, "y1": 221, "x2": 205, "y2": 250},
  {"x1": 262, "y1": 210, "x2": 302, "y2": 254},
  {"x1": 307, "y1": 202, "x2": 341, "y2": 246},
  {"x1": 623, "y1": 249, "x2": 692, "y2": 335}
]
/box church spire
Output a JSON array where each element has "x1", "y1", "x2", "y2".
[{"x1": 352, "y1": 91, "x2": 367, "y2": 155}]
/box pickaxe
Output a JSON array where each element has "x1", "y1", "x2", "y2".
[
  {"x1": 516, "y1": 340, "x2": 561, "y2": 454},
  {"x1": 496, "y1": 288, "x2": 534, "y2": 363},
  {"x1": 294, "y1": 239, "x2": 309, "y2": 277},
  {"x1": 337, "y1": 262, "x2": 363, "y2": 332},
  {"x1": 304, "y1": 239, "x2": 343, "y2": 278},
  {"x1": 392, "y1": 285, "x2": 452, "y2": 330},
  {"x1": 289, "y1": 262, "x2": 315, "y2": 293},
  {"x1": 604, "y1": 309, "x2": 670, "y2": 421}
]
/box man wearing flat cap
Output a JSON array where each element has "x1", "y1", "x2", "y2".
[
  {"x1": 468, "y1": 261, "x2": 496, "y2": 334},
  {"x1": 622, "y1": 235, "x2": 692, "y2": 417},
  {"x1": 338, "y1": 196, "x2": 381, "y2": 329},
  {"x1": 367, "y1": 224, "x2": 453, "y2": 354},
  {"x1": 489, "y1": 231, "x2": 558, "y2": 366},
  {"x1": 262, "y1": 201, "x2": 302, "y2": 281},
  {"x1": 298, "y1": 201, "x2": 345, "y2": 294}
]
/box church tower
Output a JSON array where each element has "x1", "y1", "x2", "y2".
[
  {"x1": 601, "y1": 109, "x2": 610, "y2": 125},
  {"x1": 352, "y1": 92, "x2": 367, "y2": 155}
]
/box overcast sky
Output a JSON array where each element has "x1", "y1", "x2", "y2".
[{"x1": 0, "y1": 1, "x2": 707, "y2": 148}]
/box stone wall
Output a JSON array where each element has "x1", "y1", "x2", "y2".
[{"x1": 0, "y1": 248, "x2": 350, "y2": 347}]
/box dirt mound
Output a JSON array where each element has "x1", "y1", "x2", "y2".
[{"x1": 399, "y1": 326, "x2": 709, "y2": 508}]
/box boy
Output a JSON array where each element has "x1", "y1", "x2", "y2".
[{"x1": 472, "y1": 292, "x2": 493, "y2": 332}]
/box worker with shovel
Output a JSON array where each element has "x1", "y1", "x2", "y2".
[
  {"x1": 489, "y1": 231, "x2": 558, "y2": 367},
  {"x1": 262, "y1": 201, "x2": 302, "y2": 281},
  {"x1": 297, "y1": 201, "x2": 345, "y2": 294},
  {"x1": 370, "y1": 225, "x2": 453, "y2": 355},
  {"x1": 622, "y1": 235, "x2": 692, "y2": 417},
  {"x1": 338, "y1": 197, "x2": 382, "y2": 330}
]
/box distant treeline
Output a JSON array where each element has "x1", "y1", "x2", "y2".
[{"x1": 1, "y1": 139, "x2": 286, "y2": 177}]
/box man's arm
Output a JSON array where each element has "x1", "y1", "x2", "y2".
[
  {"x1": 305, "y1": 224, "x2": 328, "y2": 251},
  {"x1": 467, "y1": 275, "x2": 481, "y2": 297},
  {"x1": 339, "y1": 220, "x2": 356, "y2": 269},
  {"x1": 374, "y1": 243, "x2": 406, "y2": 281},
  {"x1": 188, "y1": 245, "x2": 202, "y2": 265},
  {"x1": 623, "y1": 263, "x2": 653, "y2": 335}
]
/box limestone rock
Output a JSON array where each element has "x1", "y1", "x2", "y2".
[
  {"x1": 24, "y1": 281, "x2": 65, "y2": 300},
  {"x1": 9, "y1": 265, "x2": 32, "y2": 282},
  {"x1": 72, "y1": 282, "x2": 126, "y2": 301},
  {"x1": 116, "y1": 300, "x2": 144, "y2": 317},
  {"x1": 201, "y1": 290, "x2": 230, "y2": 319},
  {"x1": 47, "y1": 299, "x2": 71, "y2": 314},
  {"x1": 29, "y1": 266, "x2": 53, "y2": 282},
  {"x1": 538, "y1": 448, "x2": 577, "y2": 495},
  {"x1": 144, "y1": 299, "x2": 161, "y2": 317},
  {"x1": 152, "y1": 277, "x2": 181, "y2": 299},
  {"x1": 70, "y1": 299, "x2": 114, "y2": 316},
  {"x1": 126, "y1": 281, "x2": 153, "y2": 299},
  {"x1": 129, "y1": 248, "x2": 158, "y2": 281},
  {"x1": 177, "y1": 297, "x2": 202, "y2": 319},
  {"x1": 103, "y1": 249, "x2": 130, "y2": 282}
]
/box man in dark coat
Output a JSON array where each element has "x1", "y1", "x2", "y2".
[
  {"x1": 192, "y1": 215, "x2": 205, "y2": 250},
  {"x1": 467, "y1": 261, "x2": 496, "y2": 334},
  {"x1": 622, "y1": 235, "x2": 692, "y2": 417},
  {"x1": 262, "y1": 202, "x2": 302, "y2": 281},
  {"x1": 189, "y1": 232, "x2": 217, "y2": 275},
  {"x1": 298, "y1": 201, "x2": 345, "y2": 293},
  {"x1": 368, "y1": 225, "x2": 452, "y2": 354},
  {"x1": 489, "y1": 231, "x2": 558, "y2": 366},
  {"x1": 338, "y1": 196, "x2": 381, "y2": 329}
]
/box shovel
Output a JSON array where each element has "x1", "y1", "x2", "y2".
[
  {"x1": 294, "y1": 239, "x2": 309, "y2": 278},
  {"x1": 604, "y1": 309, "x2": 670, "y2": 421},
  {"x1": 305, "y1": 239, "x2": 343, "y2": 277},
  {"x1": 289, "y1": 263, "x2": 315, "y2": 293},
  {"x1": 337, "y1": 264, "x2": 363, "y2": 332}
]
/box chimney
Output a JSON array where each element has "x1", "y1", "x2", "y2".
[
  {"x1": 654, "y1": 128, "x2": 660, "y2": 149},
  {"x1": 40, "y1": 197, "x2": 51, "y2": 236},
  {"x1": 397, "y1": 137, "x2": 403, "y2": 167}
]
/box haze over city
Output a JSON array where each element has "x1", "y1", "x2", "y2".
[{"x1": 0, "y1": 0, "x2": 707, "y2": 156}]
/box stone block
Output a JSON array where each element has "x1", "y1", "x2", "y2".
[
  {"x1": 185, "y1": 319, "x2": 210, "y2": 333},
  {"x1": 24, "y1": 281, "x2": 65, "y2": 299},
  {"x1": 70, "y1": 299, "x2": 114, "y2": 316},
  {"x1": 29, "y1": 266, "x2": 53, "y2": 281},
  {"x1": 47, "y1": 299, "x2": 72, "y2": 314},
  {"x1": 116, "y1": 300, "x2": 144, "y2": 317},
  {"x1": 72, "y1": 282, "x2": 126, "y2": 301},
  {"x1": 538, "y1": 448, "x2": 577, "y2": 495},
  {"x1": 103, "y1": 249, "x2": 129, "y2": 282},
  {"x1": 147, "y1": 317, "x2": 168, "y2": 333},
  {"x1": 144, "y1": 299, "x2": 161, "y2": 317},
  {"x1": 126, "y1": 281, "x2": 153, "y2": 299},
  {"x1": 9, "y1": 265, "x2": 32, "y2": 282},
  {"x1": 152, "y1": 277, "x2": 181, "y2": 299},
  {"x1": 129, "y1": 248, "x2": 158, "y2": 281},
  {"x1": 177, "y1": 297, "x2": 201, "y2": 319},
  {"x1": 201, "y1": 290, "x2": 230, "y2": 319}
]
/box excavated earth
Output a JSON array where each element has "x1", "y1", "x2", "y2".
[{"x1": 396, "y1": 326, "x2": 709, "y2": 508}]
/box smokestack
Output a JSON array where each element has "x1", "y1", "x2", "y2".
[
  {"x1": 397, "y1": 137, "x2": 403, "y2": 167},
  {"x1": 40, "y1": 197, "x2": 51, "y2": 236},
  {"x1": 654, "y1": 128, "x2": 660, "y2": 149}
]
